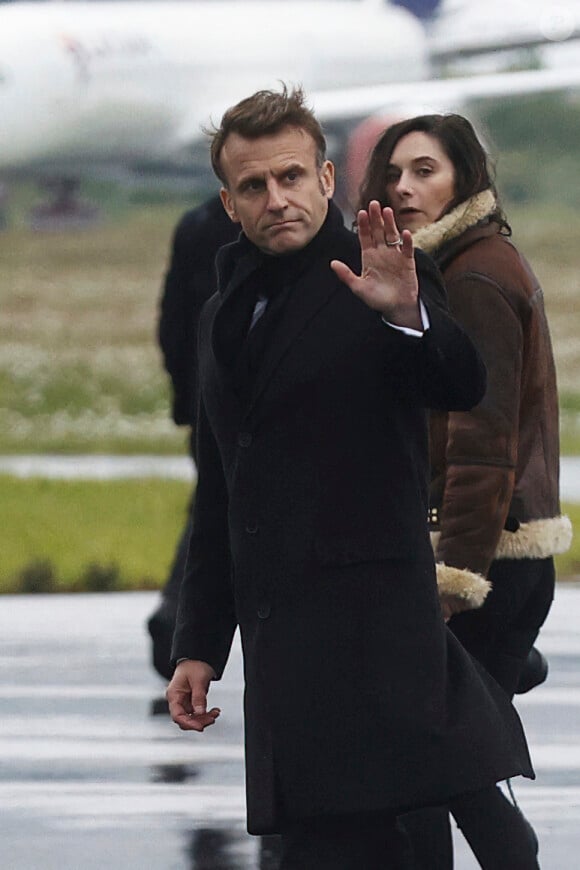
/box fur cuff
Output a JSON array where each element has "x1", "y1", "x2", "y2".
[
  {"x1": 431, "y1": 515, "x2": 572, "y2": 564},
  {"x1": 495, "y1": 515, "x2": 573, "y2": 560},
  {"x1": 436, "y1": 563, "x2": 491, "y2": 614}
]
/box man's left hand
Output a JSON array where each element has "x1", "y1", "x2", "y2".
[{"x1": 331, "y1": 201, "x2": 421, "y2": 331}]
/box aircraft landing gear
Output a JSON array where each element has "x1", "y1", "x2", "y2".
[{"x1": 28, "y1": 177, "x2": 101, "y2": 231}]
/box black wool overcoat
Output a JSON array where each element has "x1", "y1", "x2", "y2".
[{"x1": 172, "y1": 203, "x2": 533, "y2": 835}]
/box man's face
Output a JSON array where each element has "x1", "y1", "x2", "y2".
[{"x1": 219, "y1": 126, "x2": 335, "y2": 255}]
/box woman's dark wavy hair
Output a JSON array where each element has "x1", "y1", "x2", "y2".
[{"x1": 358, "y1": 113, "x2": 510, "y2": 233}]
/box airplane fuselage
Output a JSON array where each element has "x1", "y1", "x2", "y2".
[{"x1": 0, "y1": 0, "x2": 429, "y2": 172}]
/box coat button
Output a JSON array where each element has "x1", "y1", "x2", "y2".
[
  {"x1": 237, "y1": 432, "x2": 252, "y2": 448},
  {"x1": 257, "y1": 604, "x2": 271, "y2": 619},
  {"x1": 245, "y1": 522, "x2": 259, "y2": 535}
]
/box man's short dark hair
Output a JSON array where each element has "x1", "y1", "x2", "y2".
[{"x1": 209, "y1": 84, "x2": 327, "y2": 186}]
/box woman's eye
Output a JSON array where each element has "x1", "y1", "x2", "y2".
[{"x1": 418, "y1": 166, "x2": 433, "y2": 177}]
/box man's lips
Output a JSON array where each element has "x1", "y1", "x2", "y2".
[{"x1": 267, "y1": 219, "x2": 299, "y2": 230}]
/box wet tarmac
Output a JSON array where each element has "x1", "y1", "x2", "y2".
[{"x1": 0, "y1": 588, "x2": 579, "y2": 869}]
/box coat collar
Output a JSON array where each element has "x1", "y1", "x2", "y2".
[
  {"x1": 411, "y1": 190, "x2": 497, "y2": 255},
  {"x1": 215, "y1": 200, "x2": 345, "y2": 299},
  {"x1": 213, "y1": 201, "x2": 351, "y2": 416}
]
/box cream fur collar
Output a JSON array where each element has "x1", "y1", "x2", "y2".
[{"x1": 412, "y1": 189, "x2": 496, "y2": 254}]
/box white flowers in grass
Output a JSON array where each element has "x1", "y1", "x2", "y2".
[
  {"x1": 0, "y1": 342, "x2": 181, "y2": 448},
  {"x1": 2, "y1": 408, "x2": 177, "y2": 440}
]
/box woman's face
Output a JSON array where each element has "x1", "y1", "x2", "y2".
[{"x1": 384, "y1": 131, "x2": 456, "y2": 231}]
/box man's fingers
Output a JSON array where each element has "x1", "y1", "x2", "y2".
[
  {"x1": 330, "y1": 259, "x2": 358, "y2": 291},
  {"x1": 165, "y1": 661, "x2": 219, "y2": 732},
  {"x1": 356, "y1": 209, "x2": 373, "y2": 251},
  {"x1": 368, "y1": 200, "x2": 386, "y2": 247},
  {"x1": 171, "y1": 706, "x2": 221, "y2": 732},
  {"x1": 400, "y1": 229, "x2": 414, "y2": 258},
  {"x1": 381, "y1": 206, "x2": 400, "y2": 242},
  {"x1": 192, "y1": 690, "x2": 208, "y2": 716},
  {"x1": 359, "y1": 203, "x2": 407, "y2": 251}
]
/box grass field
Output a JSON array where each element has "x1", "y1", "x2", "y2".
[
  {"x1": 1, "y1": 475, "x2": 577, "y2": 593},
  {"x1": 1, "y1": 189, "x2": 580, "y2": 454},
  {"x1": 0, "y1": 180, "x2": 578, "y2": 591},
  {"x1": 1, "y1": 192, "x2": 186, "y2": 454},
  {"x1": 509, "y1": 206, "x2": 580, "y2": 455},
  {"x1": 0, "y1": 475, "x2": 191, "y2": 593}
]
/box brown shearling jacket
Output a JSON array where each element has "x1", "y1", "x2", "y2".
[{"x1": 415, "y1": 191, "x2": 572, "y2": 611}]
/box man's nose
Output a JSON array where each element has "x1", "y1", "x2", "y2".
[{"x1": 266, "y1": 180, "x2": 287, "y2": 211}]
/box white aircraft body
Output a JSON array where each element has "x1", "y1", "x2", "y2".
[
  {"x1": 2, "y1": 0, "x2": 580, "y2": 201},
  {"x1": 429, "y1": 0, "x2": 580, "y2": 67},
  {"x1": 0, "y1": 0, "x2": 429, "y2": 174}
]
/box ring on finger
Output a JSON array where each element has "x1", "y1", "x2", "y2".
[{"x1": 386, "y1": 237, "x2": 402, "y2": 247}]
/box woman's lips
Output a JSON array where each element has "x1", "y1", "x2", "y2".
[{"x1": 396, "y1": 208, "x2": 423, "y2": 226}]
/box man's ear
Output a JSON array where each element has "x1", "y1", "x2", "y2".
[
  {"x1": 321, "y1": 160, "x2": 335, "y2": 198},
  {"x1": 220, "y1": 187, "x2": 240, "y2": 223}
]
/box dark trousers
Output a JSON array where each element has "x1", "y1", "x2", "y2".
[
  {"x1": 279, "y1": 812, "x2": 413, "y2": 870},
  {"x1": 402, "y1": 558, "x2": 554, "y2": 869},
  {"x1": 403, "y1": 786, "x2": 539, "y2": 870},
  {"x1": 450, "y1": 557, "x2": 555, "y2": 697}
]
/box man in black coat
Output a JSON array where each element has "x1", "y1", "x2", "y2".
[{"x1": 166, "y1": 86, "x2": 534, "y2": 869}]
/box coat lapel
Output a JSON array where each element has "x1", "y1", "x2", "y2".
[
  {"x1": 213, "y1": 240, "x2": 263, "y2": 323},
  {"x1": 211, "y1": 203, "x2": 354, "y2": 419},
  {"x1": 244, "y1": 254, "x2": 341, "y2": 418},
  {"x1": 209, "y1": 241, "x2": 262, "y2": 393}
]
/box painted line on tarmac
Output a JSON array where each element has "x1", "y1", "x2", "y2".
[
  {"x1": 528, "y1": 744, "x2": 580, "y2": 769},
  {"x1": 0, "y1": 782, "x2": 247, "y2": 823},
  {"x1": 516, "y1": 687, "x2": 580, "y2": 705},
  {"x1": 0, "y1": 685, "x2": 164, "y2": 699},
  {"x1": 1, "y1": 738, "x2": 579, "y2": 769},
  {"x1": 0, "y1": 739, "x2": 244, "y2": 764},
  {"x1": 1, "y1": 781, "x2": 579, "y2": 828}
]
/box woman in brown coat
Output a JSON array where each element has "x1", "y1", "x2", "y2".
[{"x1": 359, "y1": 113, "x2": 572, "y2": 869}]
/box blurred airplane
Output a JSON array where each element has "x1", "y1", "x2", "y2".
[
  {"x1": 429, "y1": 0, "x2": 580, "y2": 72},
  {"x1": 1, "y1": 0, "x2": 580, "y2": 223},
  {"x1": 314, "y1": 63, "x2": 580, "y2": 210},
  {"x1": 0, "y1": 0, "x2": 431, "y2": 178}
]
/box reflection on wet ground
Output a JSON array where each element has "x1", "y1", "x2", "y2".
[
  {"x1": 151, "y1": 763, "x2": 198, "y2": 785},
  {"x1": 1, "y1": 590, "x2": 579, "y2": 869},
  {"x1": 186, "y1": 829, "x2": 282, "y2": 870}
]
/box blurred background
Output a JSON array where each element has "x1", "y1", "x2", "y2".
[
  {"x1": 1, "y1": 0, "x2": 579, "y2": 594},
  {"x1": 1, "y1": 4, "x2": 580, "y2": 869}
]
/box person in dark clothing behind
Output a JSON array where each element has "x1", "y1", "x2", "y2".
[
  {"x1": 166, "y1": 85, "x2": 534, "y2": 870},
  {"x1": 147, "y1": 196, "x2": 238, "y2": 684}
]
